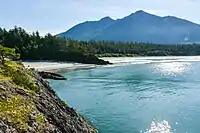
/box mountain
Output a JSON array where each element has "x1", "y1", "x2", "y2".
[
  {"x1": 57, "y1": 10, "x2": 200, "y2": 44},
  {"x1": 57, "y1": 16, "x2": 115, "y2": 40}
]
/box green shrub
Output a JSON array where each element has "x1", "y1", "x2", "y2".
[
  {"x1": 0, "y1": 62, "x2": 39, "y2": 93},
  {"x1": 61, "y1": 100, "x2": 68, "y2": 108},
  {"x1": 27, "y1": 82, "x2": 39, "y2": 92},
  {"x1": 11, "y1": 70, "x2": 39, "y2": 92}
]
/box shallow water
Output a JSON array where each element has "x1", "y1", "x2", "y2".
[{"x1": 50, "y1": 57, "x2": 200, "y2": 133}]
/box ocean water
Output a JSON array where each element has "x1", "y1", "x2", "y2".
[{"x1": 49, "y1": 57, "x2": 200, "y2": 133}]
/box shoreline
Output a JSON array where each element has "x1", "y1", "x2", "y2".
[
  {"x1": 23, "y1": 61, "x2": 97, "y2": 72},
  {"x1": 23, "y1": 56, "x2": 200, "y2": 72}
]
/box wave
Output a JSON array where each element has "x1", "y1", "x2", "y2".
[
  {"x1": 143, "y1": 120, "x2": 172, "y2": 133},
  {"x1": 101, "y1": 56, "x2": 200, "y2": 68}
]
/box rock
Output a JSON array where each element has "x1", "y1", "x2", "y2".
[
  {"x1": 0, "y1": 85, "x2": 6, "y2": 91},
  {"x1": 28, "y1": 126, "x2": 35, "y2": 133},
  {"x1": 38, "y1": 71, "x2": 67, "y2": 80},
  {"x1": 15, "y1": 88, "x2": 29, "y2": 96},
  {"x1": 0, "y1": 121, "x2": 17, "y2": 133},
  {"x1": 0, "y1": 67, "x2": 97, "y2": 133},
  {"x1": 28, "y1": 111, "x2": 37, "y2": 121}
]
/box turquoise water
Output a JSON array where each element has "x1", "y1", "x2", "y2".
[{"x1": 50, "y1": 57, "x2": 200, "y2": 133}]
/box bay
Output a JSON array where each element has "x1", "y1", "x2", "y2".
[{"x1": 50, "y1": 57, "x2": 200, "y2": 133}]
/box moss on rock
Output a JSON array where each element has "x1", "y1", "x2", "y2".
[
  {"x1": 0, "y1": 61, "x2": 97, "y2": 133},
  {"x1": 0, "y1": 95, "x2": 46, "y2": 132}
]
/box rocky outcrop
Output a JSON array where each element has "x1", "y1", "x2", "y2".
[
  {"x1": 38, "y1": 71, "x2": 67, "y2": 80},
  {"x1": 0, "y1": 62, "x2": 97, "y2": 133}
]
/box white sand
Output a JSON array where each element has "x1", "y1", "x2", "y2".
[
  {"x1": 23, "y1": 62, "x2": 96, "y2": 72},
  {"x1": 23, "y1": 56, "x2": 200, "y2": 72}
]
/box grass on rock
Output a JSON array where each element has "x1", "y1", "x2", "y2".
[{"x1": 0, "y1": 61, "x2": 47, "y2": 132}]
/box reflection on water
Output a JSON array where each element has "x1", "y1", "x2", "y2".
[
  {"x1": 154, "y1": 62, "x2": 191, "y2": 76},
  {"x1": 144, "y1": 120, "x2": 172, "y2": 133},
  {"x1": 50, "y1": 57, "x2": 200, "y2": 133}
]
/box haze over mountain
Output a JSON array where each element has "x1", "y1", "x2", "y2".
[{"x1": 57, "y1": 10, "x2": 200, "y2": 44}]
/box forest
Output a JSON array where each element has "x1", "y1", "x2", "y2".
[{"x1": 0, "y1": 26, "x2": 200, "y2": 64}]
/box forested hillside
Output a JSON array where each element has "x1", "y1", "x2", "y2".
[
  {"x1": 1, "y1": 27, "x2": 200, "y2": 62},
  {"x1": 0, "y1": 27, "x2": 110, "y2": 65}
]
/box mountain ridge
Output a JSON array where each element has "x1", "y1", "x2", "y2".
[{"x1": 57, "y1": 10, "x2": 200, "y2": 44}]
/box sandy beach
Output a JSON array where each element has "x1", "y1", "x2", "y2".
[
  {"x1": 22, "y1": 57, "x2": 134, "y2": 72},
  {"x1": 23, "y1": 62, "x2": 97, "y2": 72},
  {"x1": 22, "y1": 57, "x2": 139, "y2": 72},
  {"x1": 23, "y1": 56, "x2": 200, "y2": 72}
]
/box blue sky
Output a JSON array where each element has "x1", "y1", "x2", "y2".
[{"x1": 0, "y1": 0, "x2": 199, "y2": 35}]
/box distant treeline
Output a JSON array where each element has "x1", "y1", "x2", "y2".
[
  {"x1": 0, "y1": 27, "x2": 200, "y2": 63},
  {"x1": 76, "y1": 41, "x2": 200, "y2": 56}
]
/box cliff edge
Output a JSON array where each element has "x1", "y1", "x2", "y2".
[{"x1": 0, "y1": 61, "x2": 97, "y2": 133}]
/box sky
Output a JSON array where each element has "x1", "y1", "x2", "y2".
[{"x1": 0, "y1": 0, "x2": 200, "y2": 35}]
